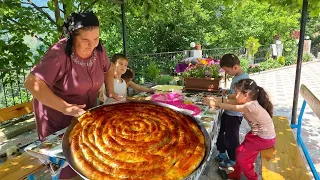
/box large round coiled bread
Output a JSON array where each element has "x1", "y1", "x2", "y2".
[{"x1": 69, "y1": 102, "x2": 205, "y2": 180}]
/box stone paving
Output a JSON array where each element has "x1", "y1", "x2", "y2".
[
  {"x1": 1, "y1": 60, "x2": 319, "y2": 179},
  {"x1": 250, "y1": 60, "x2": 320, "y2": 174}
]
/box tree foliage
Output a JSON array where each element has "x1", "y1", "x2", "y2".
[
  {"x1": 220, "y1": 0, "x2": 320, "y2": 17},
  {"x1": 0, "y1": 0, "x2": 317, "y2": 70},
  {"x1": 1, "y1": 0, "x2": 320, "y2": 108},
  {"x1": 245, "y1": 36, "x2": 261, "y2": 58}
]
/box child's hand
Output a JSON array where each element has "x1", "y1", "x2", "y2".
[
  {"x1": 209, "y1": 106, "x2": 217, "y2": 112},
  {"x1": 149, "y1": 88, "x2": 155, "y2": 94},
  {"x1": 204, "y1": 96, "x2": 217, "y2": 107},
  {"x1": 109, "y1": 92, "x2": 122, "y2": 101},
  {"x1": 219, "y1": 89, "x2": 229, "y2": 96}
]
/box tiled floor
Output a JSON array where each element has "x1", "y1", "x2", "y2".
[
  {"x1": 250, "y1": 60, "x2": 320, "y2": 172},
  {"x1": 201, "y1": 60, "x2": 320, "y2": 179}
]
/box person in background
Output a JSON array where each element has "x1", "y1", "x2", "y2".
[
  {"x1": 121, "y1": 67, "x2": 135, "y2": 83},
  {"x1": 122, "y1": 68, "x2": 153, "y2": 92},
  {"x1": 205, "y1": 79, "x2": 275, "y2": 180},
  {"x1": 24, "y1": 11, "x2": 120, "y2": 180},
  {"x1": 100, "y1": 54, "x2": 153, "y2": 103},
  {"x1": 214, "y1": 54, "x2": 249, "y2": 168}
]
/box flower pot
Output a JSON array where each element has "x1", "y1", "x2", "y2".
[{"x1": 184, "y1": 77, "x2": 221, "y2": 91}]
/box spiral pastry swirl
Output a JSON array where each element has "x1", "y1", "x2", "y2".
[{"x1": 69, "y1": 102, "x2": 205, "y2": 180}]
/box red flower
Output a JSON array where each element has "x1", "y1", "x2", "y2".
[{"x1": 291, "y1": 30, "x2": 300, "y2": 39}]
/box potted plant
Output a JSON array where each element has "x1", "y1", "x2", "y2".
[{"x1": 182, "y1": 58, "x2": 222, "y2": 91}]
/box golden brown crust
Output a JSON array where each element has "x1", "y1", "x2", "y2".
[{"x1": 69, "y1": 102, "x2": 205, "y2": 180}]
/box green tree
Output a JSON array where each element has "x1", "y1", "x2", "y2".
[
  {"x1": 0, "y1": 0, "x2": 312, "y2": 68},
  {"x1": 245, "y1": 36, "x2": 261, "y2": 63},
  {"x1": 209, "y1": 1, "x2": 300, "y2": 48},
  {"x1": 0, "y1": 0, "x2": 100, "y2": 68},
  {"x1": 255, "y1": 0, "x2": 320, "y2": 17}
]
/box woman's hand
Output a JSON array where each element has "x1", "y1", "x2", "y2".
[
  {"x1": 24, "y1": 74, "x2": 87, "y2": 116},
  {"x1": 62, "y1": 104, "x2": 86, "y2": 117}
]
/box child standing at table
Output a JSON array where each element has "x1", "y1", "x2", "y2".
[
  {"x1": 215, "y1": 54, "x2": 249, "y2": 168},
  {"x1": 100, "y1": 54, "x2": 152, "y2": 103},
  {"x1": 205, "y1": 79, "x2": 276, "y2": 180}
]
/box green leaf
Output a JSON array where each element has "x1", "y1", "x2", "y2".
[{"x1": 183, "y1": 0, "x2": 190, "y2": 7}]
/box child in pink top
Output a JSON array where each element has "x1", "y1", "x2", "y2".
[{"x1": 205, "y1": 79, "x2": 276, "y2": 180}]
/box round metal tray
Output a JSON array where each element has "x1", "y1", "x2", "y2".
[{"x1": 62, "y1": 100, "x2": 211, "y2": 180}]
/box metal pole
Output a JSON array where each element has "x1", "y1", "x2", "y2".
[
  {"x1": 121, "y1": 3, "x2": 127, "y2": 56},
  {"x1": 291, "y1": 0, "x2": 308, "y2": 125}
]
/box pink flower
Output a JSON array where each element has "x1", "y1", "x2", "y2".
[
  {"x1": 208, "y1": 60, "x2": 214, "y2": 65},
  {"x1": 291, "y1": 30, "x2": 300, "y2": 39}
]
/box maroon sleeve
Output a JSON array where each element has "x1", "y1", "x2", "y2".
[
  {"x1": 31, "y1": 43, "x2": 66, "y2": 88},
  {"x1": 101, "y1": 46, "x2": 111, "y2": 72}
]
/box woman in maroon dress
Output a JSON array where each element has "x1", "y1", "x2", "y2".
[{"x1": 24, "y1": 11, "x2": 120, "y2": 179}]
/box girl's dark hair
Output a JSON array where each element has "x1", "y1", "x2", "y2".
[
  {"x1": 121, "y1": 68, "x2": 135, "y2": 82},
  {"x1": 220, "y1": 53, "x2": 240, "y2": 68},
  {"x1": 234, "y1": 79, "x2": 273, "y2": 117},
  {"x1": 111, "y1": 53, "x2": 128, "y2": 63}
]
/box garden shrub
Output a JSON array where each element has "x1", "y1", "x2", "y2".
[
  {"x1": 248, "y1": 64, "x2": 261, "y2": 74},
  {"x1": 302, "y1": 53, "x2": 313, "y2": 62},
  {"x1": 259, "y1": 58, "x2": 282, "y2": 71},
  {"x1": 285, "y1": 54, "x2": 297, "y2": 65},
  {"x1": 245, "y1": 37, "x2": 261, "y2": 58},
  {"x1": 277, "y1": 56, "x2": 286, "y2": 65},
  {"x1": 283, "y1": 39, "x2": 298, "y2": 65},
  {"x1": 240, "y1": 57, "x2": 249, "y2": 73},
  {"x1": 145, "y1": 61, "x2": 160, "y2": 82},
  {"x1": 239, "y1": 57, "x2": 261, "y2": 74},
  {"x1": 155, "y1": 75, "x2": 175, "y2": 85}
]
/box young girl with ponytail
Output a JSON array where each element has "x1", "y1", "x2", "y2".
[{"x1": 204, "y1": 78, "x2": 276, "y2": 180}]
